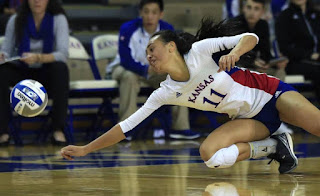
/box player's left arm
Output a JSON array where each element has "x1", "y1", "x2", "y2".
[
  {"x1": 219, "y1": 34, "x2": 258, "y2": 72},
  {"x1": 193, "y1": 33, "x2": 258, "y2": 72}
]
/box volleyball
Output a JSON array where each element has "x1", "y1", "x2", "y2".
[{"x1": 10, "y1": 79, "x2": 48, "y2": 117}]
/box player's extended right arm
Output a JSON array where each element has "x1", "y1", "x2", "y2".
[
  {"x1": 61, "y1": 124, "x2": 125, "y2": 160},
  {"x1": 61, "y1": 88, "x2": 165, "y2": 160}
]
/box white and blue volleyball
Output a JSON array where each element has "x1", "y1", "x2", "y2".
[{"x1": 10, "y1": 79, "x2": 48, "y2": 117}]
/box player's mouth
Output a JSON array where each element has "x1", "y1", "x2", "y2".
[{"x1": 149, "y1": 58, "x2": 156, "y2": 66}]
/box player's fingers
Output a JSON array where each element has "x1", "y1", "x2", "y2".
[
  {"x1": 226, "y1": 56, "x2": 232, "y2": 71},
  {"x1": 61, "y1": 151, "x2": 74, "y2": 160},
  {"x1": 231, "y1": 56, "x2": 236, "y2": 68},
  {"x1": 64, "y1": 154, "x2": 73, "y2": 161},
  {"x1": 219, "y1": 57, "x2": 226, "y2": 71},
  {"x1": 61, "y1": 146, "x2": 75, "y2": 154}
]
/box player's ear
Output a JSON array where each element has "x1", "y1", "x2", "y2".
[{"x1": 168, "y1": 41, "x2": 176, "y2": 53}]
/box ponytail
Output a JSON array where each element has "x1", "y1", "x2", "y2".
[
  {"x1": 195, "y1": 17, "x2": 245, "y2": 40},
  {"x1": 152, "y1": 17, "x2": 252, "y2": 64}
]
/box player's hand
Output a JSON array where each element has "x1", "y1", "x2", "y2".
[
  {"x1": 61, "y1": 145, "x2": 87, "y2": 160},
  {"x1": 218, "y1": 53, "x2": 240, "y2": 72},
  {"x1": 21, "y1": 52, "x2": 39, "y2": 65}
]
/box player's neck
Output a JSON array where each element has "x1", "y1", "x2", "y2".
[{"x1": 168, "y1": 55, "x2": 190, "y2": 82}]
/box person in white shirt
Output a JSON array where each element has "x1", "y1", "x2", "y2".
[{"x1": 61, "y1": 18, "x2": 320, "y2": 174}]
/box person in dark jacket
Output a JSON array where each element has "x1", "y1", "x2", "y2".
[
  {"x1": 276, "y1": 0, "x2": 320, "y2": 99},
  {"x1": 235, "y1": 0, "x2": 288, "y2": 80}
]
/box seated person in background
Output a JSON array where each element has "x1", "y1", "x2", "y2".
[
  {"x1": 235, "y1": 0, "x2": 292, "y2": 134},
  {"x1": 0, "y1": 0, "x2": 21, "y2": 35},
  {"x1": 234, "y1": 0, "x2": 289, "y2": 81},
  {"x1": 106, "y1": 0, "x2": 200, "y2": 139},
  {"x1": 0, "y1": 0, "x2": 69, "y2": 146},
  {"x1": 276, "y1": 0, "x2": 320, "y2": 100}
]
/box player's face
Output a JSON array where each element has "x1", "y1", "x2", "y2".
[
  {"x1": 291, "y1": 0, "x2": 307, "y2": 7},
  {"x1": 28, "y1": 0, "x2": 49, "y2": 15},
  {"x1": 140, "y1": 3, "x2": 163, "y2": 33},
  {"x1": 243, "y1": 0, "x2": 265, "y2": 26},
  {"x1": 146, "y1": 35, "x2": 170, "y2": 74}
]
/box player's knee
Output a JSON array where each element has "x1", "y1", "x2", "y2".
[
  {"x1": 204, "y1": 144, "x2": 239, "y2": 169},
  {"x1": 199, "y1": 143, "x2": 214, "y2": 161}
]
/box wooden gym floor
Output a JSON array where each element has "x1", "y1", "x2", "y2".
[{"x1": 0, "y1": 131, "x2": 319, "y2": 196}]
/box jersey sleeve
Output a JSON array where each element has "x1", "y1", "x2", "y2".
[
  {"x1": 119, "y1": 88, "x2": 167, "y2": 133},
  {"x1": 192, "y1": 33, "x2": 259, "y2": 57}
]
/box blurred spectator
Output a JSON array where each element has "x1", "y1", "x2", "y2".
[
  {"x1": 234, "y1": 0, "x2": 288, "y2": 80},
  {"x1": 269, "y1": 0, "x2": 288, "y2": 51},
  {"x1": 275, "y1": 0, "x2": 320, "y2": 99},
  {"x1": 106, "y1": 0, "x2": 200, "y2": 140},
  {"x1": 223, "y1": 0, "x2": 290, "y2": 20},
  {"x1": 0, "y1": 0, "x2": 22, "y2": 35},
  {"x1": 0, "y1": 0, "x2": 69, "y2": 146},
  {"x1": 222, "y1": 0, "x2": 242, "y2": 19}
]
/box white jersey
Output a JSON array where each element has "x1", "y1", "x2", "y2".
[{"x1": 120, "y1": 33, "x2": 280, "y2": 133}]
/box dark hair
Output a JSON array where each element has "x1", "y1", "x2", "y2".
[
  {"x1": 152, "y1": 17, "x2": 255, "y2": 66},
  {"x1": 152, "y1": 17, "x2": 246, "y2": 56},
  {"x1": 244, "y1": 0, "x2": 266, "y2": 5},
  {"x1": 139, "y1": 0, "x2": 164, "y2": 11},
  {"x1": 15, "y1": 0, "x2": 67, "y2": 45}
]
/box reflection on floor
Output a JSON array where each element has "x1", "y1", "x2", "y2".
[{"x1": 0, "y1": 132, "x2": 319, "y2": 195}]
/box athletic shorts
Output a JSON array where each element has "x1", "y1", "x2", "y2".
[{"x1": 252, "y1": 81, "x2": 298, "y2": 135}]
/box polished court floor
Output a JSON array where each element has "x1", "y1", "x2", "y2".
[{"x1": 0, "y1": 132, "x2": 320, "y2": 195}]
